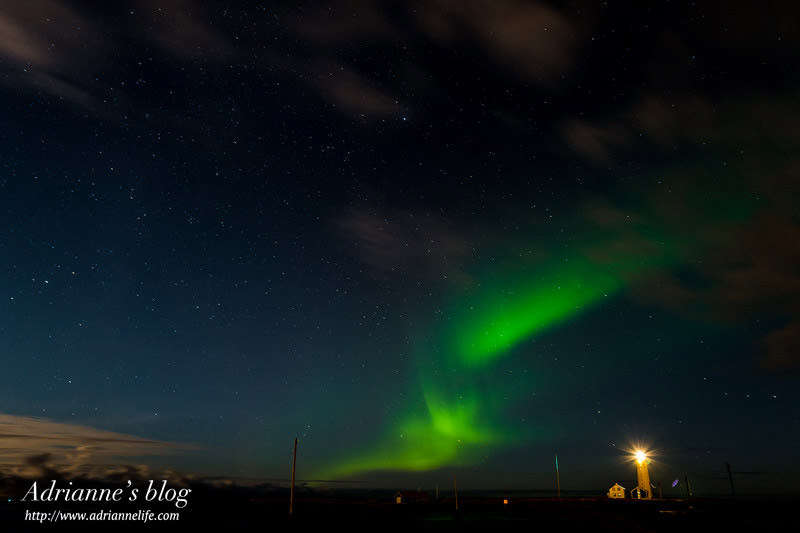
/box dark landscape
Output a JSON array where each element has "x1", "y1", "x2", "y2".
[{"x1": 2, "y1": 476, "x2": 798, "y2": 531}]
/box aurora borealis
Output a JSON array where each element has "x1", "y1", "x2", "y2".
[
  {"x1": 320, "y1": 164, "x2": 758, "y2": 479},
  {"x1": 2, "y1": 1, "x2": 800, "y2": 499}
]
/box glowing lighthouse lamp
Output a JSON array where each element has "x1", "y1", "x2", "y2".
[{"x1": 632, "y1": 450, "x2": 652, "y2": 500}]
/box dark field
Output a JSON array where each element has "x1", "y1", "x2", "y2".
[
  {"x1": 245, "y1": 495, "x2": 799, "y2": 532},
  {"x1": 2, "y1": 479, "x2": 798, "y2": 532}
]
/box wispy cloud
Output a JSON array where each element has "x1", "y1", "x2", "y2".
[
  {"x1": 0, "y1": 2, "x2": 235, "y2": 112},
  {"x1": 273, "y1": 0, "x2": 578, "y2": 119},
  {"x1": 415, "y1": 0, "x2": 576, "y2": 80},
  {"x1": 340, "y1": 207, "x2": 473, "y2": 283},
  {"x1": 0, "y1": 414, "x2": 194, "y2": 479},
  {"x1": 560, "y1": 88, "x2": 800, "y2": 371}
]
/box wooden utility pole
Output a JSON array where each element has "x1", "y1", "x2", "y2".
[
  {"x1": 454, "y1": 474, "x2": 459, "y2": 511},
  {"x1": 555, "y1": 455, "x2": 561, "y2": 499},
  {"x1": 726, "y1": 463, "x2": 736, "y2": 499},
  {"x1": 289, "y1": 438, "x2": 298, "y2": 517}
]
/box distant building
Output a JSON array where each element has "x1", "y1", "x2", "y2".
[
  {"x1": 395, "y1": 491, "x2": 430, "y2": 504},
  {"x1": 607, "y1": 483, "x2": 626, "y2": 499}
]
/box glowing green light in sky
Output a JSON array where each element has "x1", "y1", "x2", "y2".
[
  {"x1": 450, "y1": 260, "x2": 623, "y2": 365},
  {"x1": 318, "y1": 178, "x2": 758, "y2": 480},
  {"x1": 319, "y1": 384, "x2": 507, "y2": 479},
  {"x1": 319, "y1": 252, "x2": 631, "y2": 479}
]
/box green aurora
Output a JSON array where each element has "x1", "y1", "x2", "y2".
[
  {"x1": 319, "y1": 247, "x2": 660, "y2": 478},
  {"x1": 318, "y1": 172, "x2": 759, "y2": 480}
]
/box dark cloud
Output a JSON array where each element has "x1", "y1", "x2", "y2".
[
  {"x1": 414, "y1": 0, "x2": 576, "y2": 80},
  {"x1": 0, "y1": 2, "x2": 103, "y2": 108},
  {"x1": 579, "y1": 201, "x2": 669, "y2": 278},
  {"x1": 0, "y1": 1, "x2": 235, "y2": 111},
  {"x1": 138, "y1": 0, "x2": 238, "y2": 61},
  {"x1": 0, "y1": 414, "x2": 194, "y2": 479},
  {"x1": 273, "y1": 0, "x2": 578, "y2": 119},
  {"x1": 618, "y1": 194, "x2": 800, "y2": 371},
  {"x1": 553, "y1": 78, "x2": 800, "y2": 372},
  {"x1": 2, "y1": 1, "x2": 577, "y2": 122},
  {"x1": 561, "y1": 91, "x2": 800, "y2": 165},
  {"x1": 323, "y1": 69, "x2": 401, "y2": 117},
  {"x1": 702, "y1": 215, "x2": 800, "y2": 370},
  {"x1": 340, "y1": 208, "x2": 473, "y2": 282},
  {"x1": 560, "y1": 120, "x2": 628, "y2": 163},
  {"x1": 760, "y1": 318, "x2": 800, "y2": 371}
]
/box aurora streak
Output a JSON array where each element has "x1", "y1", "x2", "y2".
[
  {"x1": 320, "y1": 243, "x2": 663, "y2": 478},
  {"x1": 318, "y1": 174, "x2": 759, "y2": 480}
]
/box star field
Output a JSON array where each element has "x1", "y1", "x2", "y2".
[{"x1": 1, "y1": 1, "x2": 800, "y2": 495}]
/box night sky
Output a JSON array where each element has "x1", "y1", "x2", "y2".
[{"x1": 2, "y1": 1, "x2": 800, "y2": 495}]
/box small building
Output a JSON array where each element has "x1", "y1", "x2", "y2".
[
  {"x1": 395, "y1": 491, "x2": 430, "y2": 504},
  {"x1": 607, "y1": 483, "x2": 626, "y2": 499}
]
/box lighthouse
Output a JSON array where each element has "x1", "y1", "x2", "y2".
[{"x1": 633, "y1": 450, "x2": 652, "y2": 499}]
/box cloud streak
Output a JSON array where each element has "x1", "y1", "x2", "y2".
[
  {"x1": 560, "y1": 87, "x2": 800, "y2": 371},
  {"x1": 273, "y1": 0, "x2": 578, "y2": 118},
  {"x1": 0, "y1": 1, "x2": 235, "y2": 111},
  {"x1": 0, "y1": 414, "x2": 194, "y2": 479},
  {"x1": 415, "y1": 0, "x2": 576, "y2": 80},
  {"x1": 340, "y1": 207, "x2": 473, "y2": 283}
]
